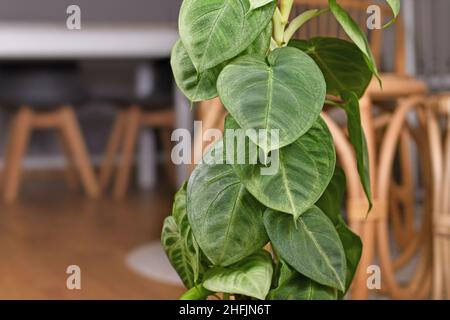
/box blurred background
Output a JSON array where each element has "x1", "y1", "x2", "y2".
[{"x1": 0, "y1": 0, "x2": 448, "y2": 300}]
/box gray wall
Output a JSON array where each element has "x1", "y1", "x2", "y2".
[
  {"x1": 414, "y1": 0, "x2": 450, "y2": 90},
  {"x1": 0, "y1": 0, "x2": 182, "y2": 23}
]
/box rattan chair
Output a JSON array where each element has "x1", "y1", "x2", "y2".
[{"x1": 426, "y1": 94, "x2": 450, "y2": 299}]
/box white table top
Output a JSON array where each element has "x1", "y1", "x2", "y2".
[{"x1": 0, "y1": 22, "x2": 179, "y2": 59}]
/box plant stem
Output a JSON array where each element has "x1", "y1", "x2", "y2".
[
  {"x1": 283, "y1": 8, "x2": 329, "y2": 44},
  {"x1": 280, "y1": 0, "x2": 294, "y2": 25},
  {"x1": 272, "y1": 7, "x2": 284, "y2": 47},
  {"x1": 273, "y1": 0, "x2": 294, "y2": 48},
  {"x1": 270, "y1": 37, "x2": 278, "y2": 51}
]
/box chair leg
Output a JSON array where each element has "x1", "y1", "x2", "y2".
[
  {"x1": 59, "y1": 106, "x2": 100, "y2": 198},
  {"x1": 113, "y1": 106, "x2": 141, "y2": 200},
  {"x1": 159, "y1": 128, "x2": 177, "y2": 188},
  {"x1": 3, "y1": 107, "x2": 33, "y2": 203},
  {"x1": 57, "y1": 130, "x2": 79, "y2": 191},
  {"x1": 99, "y1": 110, "x2": 127, "y2": 191}
]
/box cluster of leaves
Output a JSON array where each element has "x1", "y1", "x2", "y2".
[{"x1": 163, "y1": 0, "x2": 400, "y2": 300}]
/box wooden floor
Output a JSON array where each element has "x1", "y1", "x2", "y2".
[{"x1": 0, "y1": 174, "x2": 185, "y2": 299}]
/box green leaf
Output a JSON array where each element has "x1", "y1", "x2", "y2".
[
  {"x1": 315, "y1": 167, "x2": 346, "y2": 226},
  {"x1": 172, "y1": 182, "x2": 189, "y2": 230},
  {"x1": 161, "y1": 217, "x2": 191, "y2": 285},
  {"x1": 242, "y1": 21, "x2": 272, "y2": 56},
  {"x1": 180, "y1": 285, "x2": 212, "y2": 300},
  {"x1": 203, "y1": 250, "x2": 274, "y2": 300},
  {"x1": 179, "y1": 0, "x2": 275, "y2": 72},
  {"x1": 161, "y1": 183, "x2": 206, "y2": 288},
  {"x1": 316, "y1": 168, "x2": 362, "y2": 295},
  {"x1": 341, "y1": 91, "x2": 372, "y2": 211},
  {"x1": 171, "y1": 40, "x2": 224, "y2": 102},
  {"x1": 171, "y1": 22, "x2": 271, "y2": 103},
  {"x1": 218, "y1": 46, "x2": 326, "y2": 153},
  {"x1": 187, "y1": 142, "x2": 268, "y2": 266},
  {"x1": 226, "y1": 115, "x2": 335, "y2": 220},
  {"x1": 335, "y1": 221, "x2": 362, "y2": 297},
  {"x1": 384, "y1": 0, "x2": 401, "y2": 28},
  {"x1": 264, "y1": 206, "x2": 347, "y2": 292},
  {"x1": 289, "y1": 37, "x2": 372, "y2": 98},
  {"x1": 328, "y1": 0, "x2": 379, "y2": 80},
  {"x1": 249, "y1": 0, "x2": 274, "y2": 11},
  {"x1": 268, "y1": 261, "x2": 338, "y2": 300}
]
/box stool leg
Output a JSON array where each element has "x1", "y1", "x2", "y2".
[
  {"x1": 59, "y1": 106, "x2": 100, "y2": 198},
  {"x1": 57, "y1": 130, "x2": 79, "y2": 191},
  {"x1": 159, "y1": 128, "x2": 176, "y2": 188},
  {"x1": 3, "y1": 107, "x2": 33, "y2": 203},
  {"x1": 113, "y1": 106, "x2": 141, "y2": 200},
  {"x1": 99, "y1": 110, "x2": 126, "y2": 191}
]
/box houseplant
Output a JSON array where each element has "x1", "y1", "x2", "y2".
[{"x1": 163, "y1": 0, "x2": 400, "y2": 300}]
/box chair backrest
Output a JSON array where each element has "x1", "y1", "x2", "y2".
[
  {"x1": 0, "y1": 61, "x2": 87, "y2": 108},
  {"x1": 291, "y1": 0, "x2": 405, "y2": 74},
  {"x1": 80, "y1": 59, "x2": 173, "y2": 105}
]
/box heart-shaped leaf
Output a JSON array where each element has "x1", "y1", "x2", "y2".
[
  {"x1": 289, "y1": 37, "x2": 372, "y2": 98},
  {"x1": 341, "y1": 91, "x2": 372, "y2": 211},
  {"x1": 226, "y1": 115, "x2": 335, "y2": 220},
  {"x1": 187, "y1": 142, "x2": 268, "y2": 266},
  {"x1": 179, "y1": 0, "x2": 275, "y2": 72},
  {"x1": 171, "y1": 22, "x2": 272, "y2": 102},
  {"x1": 316, "y1": 167, "x2": 362, "y2": 296},
  {"x1": 171, "y1": 40, "x2": 224, "y2": 102},
  {"x1": 268, "y1": 261, "x2": 337, "y2": 300},
  {"x1": 264, "y1": 206, "x2": 347, "y2": 292},
  {"x1": 328, "y1": 0, "x2": 379, "y2": 80},
  {"x1": 203, "y1": 250, "x2": 273, "y2": 300},
  {"x1": 218, "y1": 47, "x2": 326, "y2": 153},
  {"x1": 161, "y1": 183, "x2": 207, "y2": 288}
]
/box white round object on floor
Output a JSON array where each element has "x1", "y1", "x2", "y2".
[{"x1": 126, "y1": 241, "x2": 183, "y2": 287}]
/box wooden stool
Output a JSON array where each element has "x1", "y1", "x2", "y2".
[
  {"x1": 0, "y1": 62, "x2": 99, "y2": 203},
  {"x1": 99, "y1": 105, "x2": 176, "y2": 200}
]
